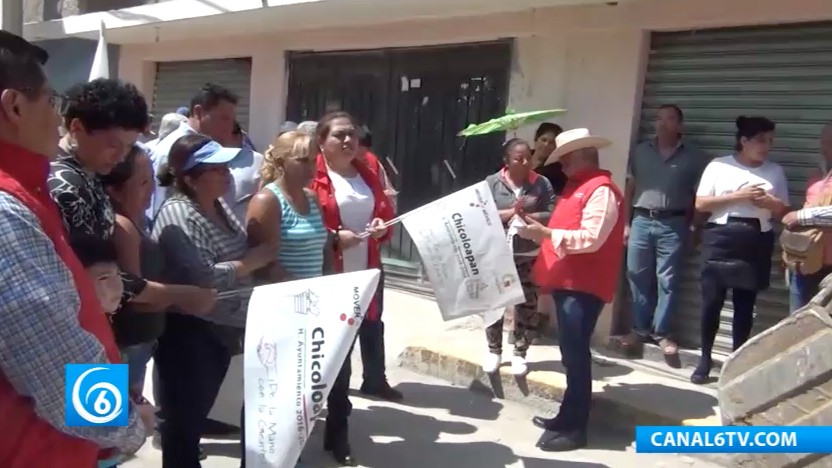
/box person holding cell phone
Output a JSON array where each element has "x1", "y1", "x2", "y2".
[
  {"x1": 308, "y1": 111, "x2": 395, "y2": 467},
  {"x1": 482, "y1": 138, "x2": 555, "y2": 376},
  {"x1": 691, "y1": 116, "x2": 789, "y2": 384}
]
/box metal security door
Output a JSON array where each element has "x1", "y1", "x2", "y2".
[
  {"x1": 152, "y1": 58, "x2": 252, "y2": 131},
  {"x1": 285, "y1": 51, "x2": 390, "y2": 153},
  {"x1": 383, "y1": 42, "x2": 510, "y2": 280},
  {"x1": 285, "y1": 41, "x2": 511, "y2": 284},
  {"x1": 635, "y1": 22, "x2": 832, "y2": 354}
]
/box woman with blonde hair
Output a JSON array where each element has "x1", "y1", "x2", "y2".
[
  {"x1": 242, "y1": 131, "x2": 332, "y2": 466},
  {"x1": 246, "y1": 131, "x2": 331, "y2": 282}
]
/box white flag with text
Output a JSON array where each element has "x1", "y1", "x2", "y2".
[
  {"x1": 401, "y1": 180, "x2": 525, "y2": 321},
  {"x1": 242, "y1": 269, "x2": 381, "y2": 468}
]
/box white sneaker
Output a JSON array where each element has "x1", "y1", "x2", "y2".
[
  {"x1": 483, "y1": 352, "x2": 502, "y2": 373},
  {"x1": 511, "y1": 355, "x2": 528, "y2": 376}
]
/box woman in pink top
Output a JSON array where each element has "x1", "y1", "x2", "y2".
[{"x1": 788, "y1": 130, "x2": 832, "y2": 312}]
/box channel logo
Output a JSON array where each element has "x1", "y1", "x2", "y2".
[{"x1": 65, "y1": 364, "x2": 128, "y2": 427}]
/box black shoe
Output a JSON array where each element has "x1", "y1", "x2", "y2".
[
  {"x1": 536, "y1": 430, "x2": 588, "y2": 452},
  {"x1": 324, "y1": 439, "x2": 356, "y2": 466},
  {"x1": 332, "y1": 450, "x2": 357, "y2": 467},
  {"x1": 324, "y1": 428, "x2": 357, "y2": 466},
  {"x1": 531, "y1": 415, "x2": 565, "y2": 431},
  {"x1": 690, "y1": 360, "x2": 712, "y2": 385},
  {"x1": 360, "y1": 381, "x2": 403, "y2": 402}
]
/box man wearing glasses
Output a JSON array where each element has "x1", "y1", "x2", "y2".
[{"x1": 0, "y1": 31, "x2": 152, "y2": 467}]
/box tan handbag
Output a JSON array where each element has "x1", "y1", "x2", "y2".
[{"x1": 781, "y1": 191, "x2": 832, "y2": 275}]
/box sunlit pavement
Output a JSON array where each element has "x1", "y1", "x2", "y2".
[
  {"x1": 125, "y1": 364, "x2": 721, "y2": 468},
  {"x1": 123, "y1": 290, "x2": 722, "y2": 468}
]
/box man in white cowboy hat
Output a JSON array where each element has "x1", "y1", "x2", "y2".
[{"x1": 515, "y1": 128, "x2": 625, "y2": 452}]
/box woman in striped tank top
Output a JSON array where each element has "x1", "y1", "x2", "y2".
[
  {"x1": 247, "y1": 131, "x2": 331, "y2": 280},
  {"x1": 243, "y1": 131, "x2": 332, "y2": 467}
]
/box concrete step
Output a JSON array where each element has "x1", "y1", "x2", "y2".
[{"x1": 397, "y1": 329, "x2": 721, "y2": 432}]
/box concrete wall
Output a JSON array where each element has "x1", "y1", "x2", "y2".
[{"x1": 37, "y1": 38, "x2": 119, "y2": 92}]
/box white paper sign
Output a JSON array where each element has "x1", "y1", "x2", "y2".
[
  {"x1": 242, "y1": 269, "x2": 381, "y2": 468},
  {"x1": 401, "y1": 181, "x2": 525, "y2": 321}
]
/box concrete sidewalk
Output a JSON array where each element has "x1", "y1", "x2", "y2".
[{"x1": 385, "y1": 290, "x2": 721, "y2": 432}]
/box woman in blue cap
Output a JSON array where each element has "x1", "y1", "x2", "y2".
[{"x1": 151, "y1": 133, "x2": 275, "y2": 468}]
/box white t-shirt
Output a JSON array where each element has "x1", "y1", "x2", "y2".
[
  {"x1": 695, "y1": 155, "x2": 790, "y2": 232},
  {"x1": 147, "y1": 122, "x2": 195, "y2": 220},
  {"x1": 223, "y1": 149, "x2": 264, "y2": 225},
  {"x1": 329, "y1": 170, "x2": 374, "y2": 272}
]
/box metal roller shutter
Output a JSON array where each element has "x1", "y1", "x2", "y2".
[
  {"x1": 637, "y1": 22, "x2": 832, "y2": 355},
  {"x1": 151, "y1": 58, "x2": 252, "y2": 132}
]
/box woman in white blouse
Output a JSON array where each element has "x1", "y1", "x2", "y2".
[{"x1": 691, "y1": 116, "x2": 789, "y2": 385}]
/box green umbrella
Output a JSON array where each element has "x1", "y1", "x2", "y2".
[{"x1": 457, "y1": 108, "x2": 567, "y2": 137}]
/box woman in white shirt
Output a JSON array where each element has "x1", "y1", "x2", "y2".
[
  {"x1": 691, "y1": 116, "x2": 789, "y2": 385},
  {"x1": 308, "y1": 112, "x2": 396, "y2": 467}
]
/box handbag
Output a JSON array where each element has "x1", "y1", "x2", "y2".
[{"x1": 781, "y1": 190, "x2": 832, "y2": 275}]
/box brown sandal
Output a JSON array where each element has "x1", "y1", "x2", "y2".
[
  {"x1": 617, "y1": 332, "x2": 644, "y2": 348},
  {"x1": 659, "y1": 338, "x2": 678, "y2": 356}
]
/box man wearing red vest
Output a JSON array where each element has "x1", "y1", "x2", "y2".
[
  {"x1": 0, "y1": 31, "x2": 152, "y2": 467},
  {"x1": 516, "y1": 128, "x2": 624, "y2": 452}
]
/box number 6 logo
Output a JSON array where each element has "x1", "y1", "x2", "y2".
[
  {"x1": 65, "y1": 364, "x2": 128, "y2": 427},
  {"x1": 72, "y1": 367, "x2": 123, "y2": 424}
]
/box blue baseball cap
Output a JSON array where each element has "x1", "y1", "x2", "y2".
[
  {"x1": 176, "y1": 106, "x2": 190, "y2": 116},
  {"x1": 182, "y1": 140, "x2": 246, "y2": 171}
]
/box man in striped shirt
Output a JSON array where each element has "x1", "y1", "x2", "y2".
[{"x1": 784, "y1": 203, "x2": 832, "y2": 228}]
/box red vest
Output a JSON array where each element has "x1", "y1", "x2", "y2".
[
  {"x1": 532, "y1": 169, "x2": 624, "y2": 303},
  {"x1": 0, "y1": 142, "x2": 122, "y2": 468},
  {"x1": 309, "y1": 151, "x2": 394, "y2": 321}
]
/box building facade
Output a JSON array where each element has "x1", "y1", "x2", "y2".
[
  {"x1": 35, "y1": 38, "x2": 119, "y2": 92},
  {"x1": 24, "y1": 0, "x2": 832, "y2": 354}
]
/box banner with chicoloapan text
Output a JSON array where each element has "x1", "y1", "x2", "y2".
[
  {"x1": 242, "y1": 269, "x2": 381, "y2": 468},
  {"x1": 401, "y1": 180, "x2": 526, "y2": 321}
]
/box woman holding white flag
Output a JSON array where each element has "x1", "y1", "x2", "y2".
[
  {"x1": 242, "y1": 130, "x2": 331, "y2": 467},
  {"x1": 483, "y1": 138, "x2": 556, "y2": 376},
  {"x1": 151, "y1": 133, "x2": 274, "y2": 468},
  {"x1": 309, "y1": 111, "x2": 396, "y2": 466}
]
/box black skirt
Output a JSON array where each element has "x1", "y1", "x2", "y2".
[{"x1": 701, "y1": 218, "x2": 776, "y2": 291}]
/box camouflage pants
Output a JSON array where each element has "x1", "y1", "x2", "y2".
[{"x1": 485, "y1": 257, "x2": 544, "y2": 357}]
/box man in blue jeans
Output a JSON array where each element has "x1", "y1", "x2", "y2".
[
  {"x1": 516, "y1": 127, "x2": 625, "y2": 451},
  {"x1": 619, "y1": 105, "x2": 708, "y2": 359}
]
